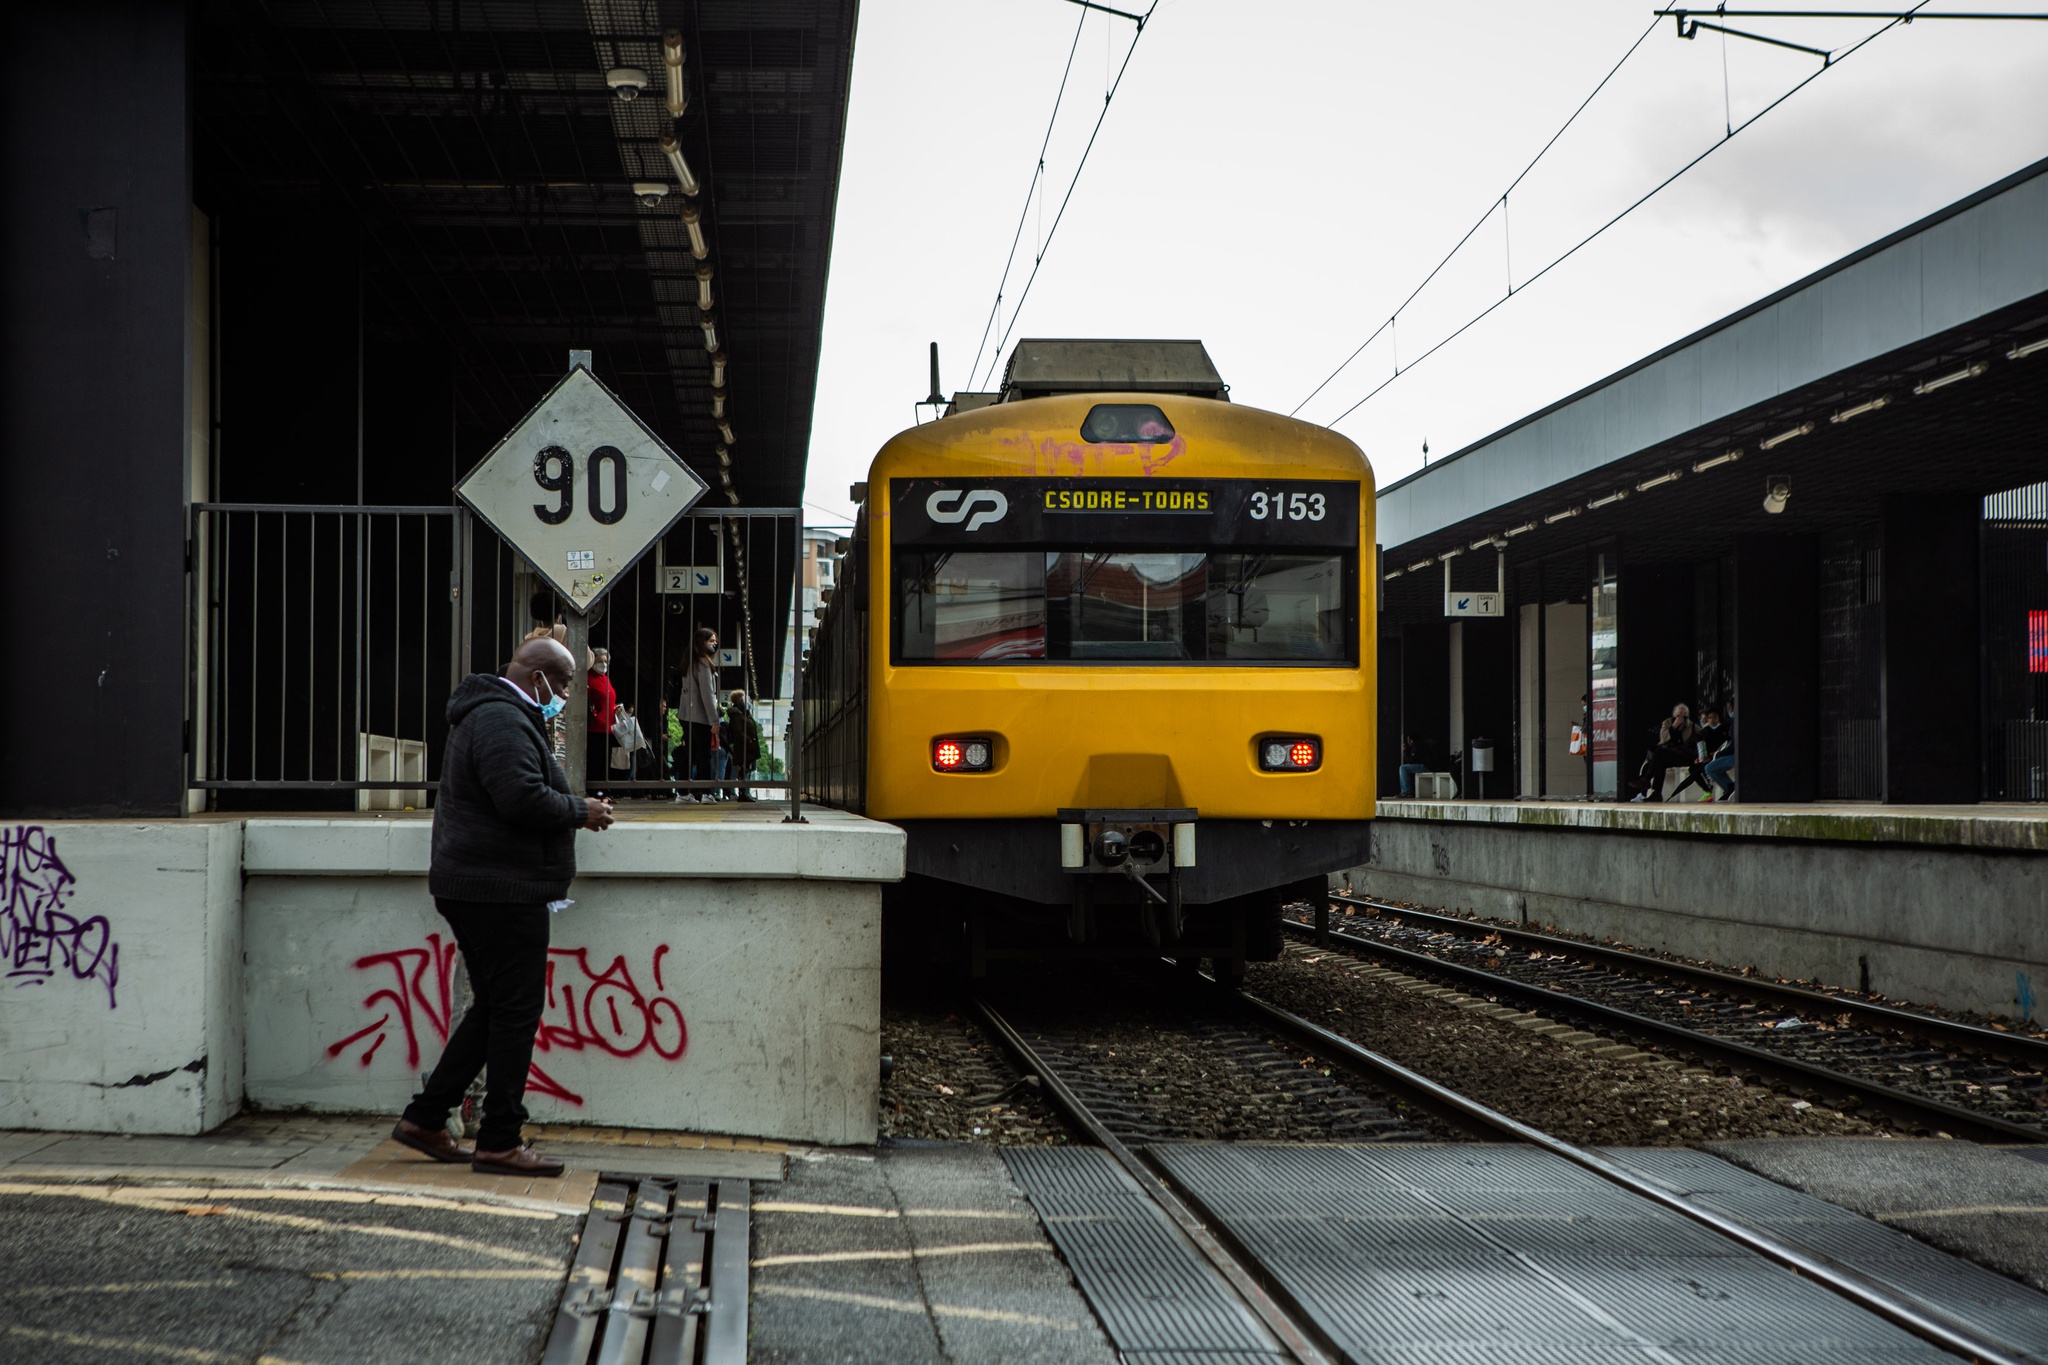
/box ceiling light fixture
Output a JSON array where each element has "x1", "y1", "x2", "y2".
[
  {"x1": 661, "y1": 30, "x2": 688, "y2": 116},
  {"x1": 1503, "y1": 521, "x2": 1537, "y2": 537},
  {"x1": 663, "y1": 135, "x2": 702, "y2": 200},
  {"x1": 1438, "y1": 546, "x2": 1464, "y2": 561},
  {"x1": 1543, "y1": 507, "x2": 1581, "y2": 524},
  {"x1": 1384, "y1": 568, "x2": 1404, "y2": 580},
  {"x1": 716, "y1": 445, "x2": 731, "y2": 468},
  {"x1": 1469, "y1": 536, "x2": 1498, "y2": 551},
  {"x1": 711, "y1": 393, "x2": 726, "y2": 418},
  {"x1": 710, "y1": 351, "x2": 726, "y2": 386},
  {"x1": 726, "y1": 489, "x2": 740, "y2": 506},
  {"x1": 679, "y1": 200, "x2": 707, "y2": 258},
  {"x1": 717, "y1": 421, "x2": 736, "y2": 445},
  {"x1": 1586, "y1": 490, "x2": 1628, "y2": 510},
  {"x1": 2009, "y1": 336, "x2": 2048, "y2": 361},
  {"x1": 1759, "y1": 422, "x2": 1815, "y2": 451},
  {"x1": 699, "y1": 314, "x2": 719, "y2": 353},
  {"x1": 695, "y1": 264, "x2": 714, "y2": 311},
  {"x1": 1408, "y1": 559, "x2": 1433, "y2": 572},
  {"x1": 1693, "y1": 448, "x2": 1742, "y2": 473},
  {"x1": 1913, "y1": 361, "x2": 1988, "y2": 395},
  {"x1": 1763, "y1": 477, "x2": 1791, "y2": 515},
  {"x1": 1830, "y1": 395, "x2": 1890, "y2": 423},
  {"x1": 1636, "y1": 471, "x2": 1680, "y2": 492}
]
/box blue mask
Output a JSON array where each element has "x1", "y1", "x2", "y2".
[{"x1": 536, "y1": 675, "x2": 568, "y2": 722}]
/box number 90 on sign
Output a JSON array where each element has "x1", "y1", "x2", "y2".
[{"x1": 533, "y1": 445, "x2": 629, "y2": 526}]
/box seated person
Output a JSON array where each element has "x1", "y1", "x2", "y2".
[
  {"x1": 1397, "y1": 733, "x2": 1431, "y2": 797},
  {"x1": 1631, "y1": 704, "x2": 1698, "y2": 802},
  {"x1": 1697, "y1": 706, "x2": 1734, "y2": 800}
]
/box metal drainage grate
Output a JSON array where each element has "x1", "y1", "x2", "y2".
[{"x1": 542, "y1": 1174, "x2": 750, "y2": 1365}]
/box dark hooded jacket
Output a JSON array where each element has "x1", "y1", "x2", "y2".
[{"x1": 430, "y1": 673, "x2": 585, "y2": 902}]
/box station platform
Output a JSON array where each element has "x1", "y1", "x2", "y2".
[
  {"x1": 1351, "y1": 799, "x2": 2048, "y2": 1023},
  {"x1": 0, "y1": 804, "x2": 902, "y2": 1144}
]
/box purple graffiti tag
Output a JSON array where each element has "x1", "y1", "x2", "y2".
[{"x1": 1, "y1": 825, "x2": 120, "y2": 1009}]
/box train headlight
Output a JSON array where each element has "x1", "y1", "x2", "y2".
[
  {"x1": 1257, "y1": 735, "x2": 1322, "y2": 772},
  {"x1": 932, "y1": 735, "x2": 995, "y2": 772}
]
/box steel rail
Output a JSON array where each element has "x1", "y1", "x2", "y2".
[
  {"x1": 968, "y1": 996, "x2": 1337, "y2": 1365},
  {"x1": 1284, "y1": 919, "x2": 2045, "y2": 1145},
  {"x1": 1224, "y1": 982, "x2": 2041, "y2": 1365},
  {"x1": 1327, "y1": 892, "x2": 2048, "y2": 1071}
]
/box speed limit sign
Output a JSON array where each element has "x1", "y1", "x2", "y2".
[{"x1": 457, "y1": 365, "x2": 707, "y2": 611}]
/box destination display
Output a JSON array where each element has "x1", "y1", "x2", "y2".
[{"x1": 890, "y1": 478, "x2": 1359, "y2": 548}]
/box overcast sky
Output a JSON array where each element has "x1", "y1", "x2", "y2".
[{"x1": 797, "y1": 1, "x2": 2048, "y2": 527}]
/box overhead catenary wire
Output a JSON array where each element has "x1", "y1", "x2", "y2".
[
  {"x1": 972, "y1": 1, "x2": 1160, "y2": 391},
  {"x1": 1312, "y1": 2, "x2": 1941, "y2": 432},
  {"x1": 1291, "y1": 14, "x2": 1664, "y2": 418},
  {"x1": 963, "y1": 8, "x2": 1090, "y2": 396}
]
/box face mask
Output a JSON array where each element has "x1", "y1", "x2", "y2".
[{"x1": 535, "y1": 674, "x2": 568, "y2": 721}]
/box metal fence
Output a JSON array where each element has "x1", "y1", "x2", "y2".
[{"x1": 188, "y1": 502, "x2": 803, "y2": 818}]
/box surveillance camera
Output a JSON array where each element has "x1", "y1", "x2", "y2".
[
  {"x1": 606, "y1": 67, "x2": 650, "y2": 101},
  {"x1": 1763, "y1": 476, "x2": 1791, "y2": 515},
  {"x1": 632, "y1": 181, "x2": 670, "y2": 209}
]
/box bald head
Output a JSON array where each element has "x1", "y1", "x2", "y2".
[{"x1": 506, "y1": 637, "x2": 576, "y2": 706}]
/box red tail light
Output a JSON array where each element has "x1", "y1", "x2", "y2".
[
  {"x1": 1257, "y1": 735, "x2": 1322, "y2": 772},
  {"x1": 932, "y1": 736, "x2": 994, "y2": 772}
]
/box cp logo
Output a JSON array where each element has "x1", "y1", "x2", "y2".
[{"x1": 926, "y1": 488, "x2": 1009, "y2": 533}]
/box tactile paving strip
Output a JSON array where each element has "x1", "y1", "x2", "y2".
[
  {"x1": 1150, "y1": 1143, "x2": 1955, "y2": 1363},
  {"x1": 1602, "y1": 1146, "x2": 2048, "y2": 1358},
  {"x1": 1002, "y1": 1146, "x2": 1286, "y2": 1360}
]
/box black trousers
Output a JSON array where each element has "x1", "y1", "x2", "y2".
[{"x1": 402, "y1": 899, "x2": 550, "y2": 1151}]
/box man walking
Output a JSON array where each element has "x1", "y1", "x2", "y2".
[{"x1": 391, "y1": 637, "x2": 614, "y2": 1176}]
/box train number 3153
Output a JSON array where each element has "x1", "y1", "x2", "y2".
[{"x1": 1249, "y1": 490, "x2": 1326, "y2": 522}]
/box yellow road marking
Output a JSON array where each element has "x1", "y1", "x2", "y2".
[
  {"x1": 753, "y1": 1241, "x2": 1050, "y2": 1267},
  {"x1": 3, "y1": 1324, "x2": 324, "y2": 1364},
  {"x1": 0, "y1": 1180, "x2": 567, "y2": 1219},
  {"x1": 310, "y1": 1267, "x2": 566, "y2": 1282},
  {"x1": 753, "y1": 1201, "x2": 1035, "y2": 1220},
  {"x1": 0, "y1": 1277, "x2": 239, "y2": 1297},
  {"x1": 0, "y1": 1185, "x2": 560, "y2": 1267},
  {"x1": 754, "y1": 1284, "x2": 1088, "y2": 1330}
]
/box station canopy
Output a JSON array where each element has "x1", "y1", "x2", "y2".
[{"x1": 192, "y1": 0, "x2": 856, "y2": 510}]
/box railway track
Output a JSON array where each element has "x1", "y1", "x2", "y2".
[
  {"x1": 1289, "y1": 894, "x2": 2048, "y2": 1144},
  {"x1": 972, "y1": 969, "x2": 2040, "y2": 1365}
]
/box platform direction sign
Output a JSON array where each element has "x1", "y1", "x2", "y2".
[{"x1": 457, "y1": 365, "x2": 706, "y2": 612}]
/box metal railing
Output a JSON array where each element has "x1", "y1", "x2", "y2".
[{"x1": 187, "y1": 502, "x2": 804, "y2": 820}]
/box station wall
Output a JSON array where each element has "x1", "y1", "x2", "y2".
[
  {"x1": 1, "y1": 815, "x2": 896, "y2": 1143},
  {"x1": 1352, "y1": 806, "x2": 2046, "y2": 1022}
]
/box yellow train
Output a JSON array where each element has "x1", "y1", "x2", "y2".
[{"x1": 802, "y1": 340, "x2": 1376, "y2": 981}]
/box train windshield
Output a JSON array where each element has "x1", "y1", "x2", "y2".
[{"x1": 894, "y1": 550, "x2": 1353, "y2": 663}]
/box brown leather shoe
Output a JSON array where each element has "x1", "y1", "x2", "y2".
[
  {"x1": 391, "y1": 1118, "x2": 474, "y2": 1164},
  {"x1": 471, "y1": 1143, "x2": 565, "y2": 1177}
]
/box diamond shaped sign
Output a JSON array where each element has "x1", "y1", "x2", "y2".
[{"x1": 458, "y1": 366, "x2": 707, "y2": 612}]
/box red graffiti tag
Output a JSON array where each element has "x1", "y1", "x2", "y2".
[{"x1": 323, "y1": 935, "x2": 686, "y2": 1106}]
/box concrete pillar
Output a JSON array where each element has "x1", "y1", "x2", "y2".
[
  {"x1": 1734, "y1": 535, "x2": 1820, "y2": 801},
  {"x1": 1882, "y1": 494, "x2": 1982, "y2": 803},
  {"x1": 0, "y1": 5, "x2": 193, "y2": 817}
]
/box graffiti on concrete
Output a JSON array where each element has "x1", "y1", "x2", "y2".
[
  {"x1": 325, "y1": 934, "x2": 687, "y2": 1106},
  {"x1": 1, "y1": 825, "x2": 120, "y2": 1009}
]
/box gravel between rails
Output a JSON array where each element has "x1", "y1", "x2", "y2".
[
  {"x1": 1305, "y1": 901, "x2": 2048, "y2": 1132},
  {"x1": 880, "y1": 1003, "x2": 1070, "y2": 1145},
  {"x1": 1249, "y1": 946, "x2": 1889, "y2": 1146}
]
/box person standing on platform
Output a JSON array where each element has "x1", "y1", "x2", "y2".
[
  {"x1": 586, "y1": 646, "x2": 618, "y2": 793},
  {"x1": 668, "y1": 627, "x2": 721, "y2": 800},
  {"x1": 390, "y1": 636, "x2": 614, "y2": 1177},
  {"x1": 724, "y1": 690, "x2": 762, "y2": 801}
]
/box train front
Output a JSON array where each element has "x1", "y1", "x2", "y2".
[{"x1": 857, "y1": 370, "x2": 1375, "y2": 980}]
